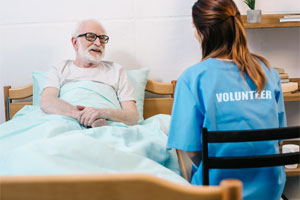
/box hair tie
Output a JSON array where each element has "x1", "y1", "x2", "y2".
[
  {"x1": 231, "y1": 15, "x2": 235, "y2": 22},
  {"x1": 230, "y1": 13, "x2": 238, "y2": 19}
]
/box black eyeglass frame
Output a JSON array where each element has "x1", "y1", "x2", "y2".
[{"x1": 77, "y1": 32, "x2": 109, "y2": 44}]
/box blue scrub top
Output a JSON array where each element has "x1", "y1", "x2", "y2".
[{"x1": 168, "y1": 58, "x2": 287, "y2": 200}]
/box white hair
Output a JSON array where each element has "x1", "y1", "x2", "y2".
[{"x1": 72, "y1": 19, "x2": 106, "y2": 37}]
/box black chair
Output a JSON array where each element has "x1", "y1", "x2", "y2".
[{"x1": 202, "y1": 126, "x2": 300, "y2": 200}]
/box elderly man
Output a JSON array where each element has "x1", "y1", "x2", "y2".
[{"x1": 40, "y1": 20, "x2": 139, "y2": 127}]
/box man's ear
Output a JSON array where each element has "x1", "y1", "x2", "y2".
[{"x1": 72, "y1": 37, "x2": 79, "y2": 51}]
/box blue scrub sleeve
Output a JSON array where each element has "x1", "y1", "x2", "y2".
[
  {"x1": 167, "y1": 79, "x2": 204, "y2": 151},
  {"x1": 275, "y1": 77, "x2": 287, "y2": 128}
]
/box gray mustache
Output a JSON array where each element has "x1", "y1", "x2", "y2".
[{"x1": 88, "y1": 45, "x2": 104, "y2": 53}]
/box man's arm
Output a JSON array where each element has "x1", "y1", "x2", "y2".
[
  {"x1": 40, "y1": 87, "x2": 79, "y2": 119},
  {"x1": 78, "y1": 100, "x2": 139, "y2": 126}
]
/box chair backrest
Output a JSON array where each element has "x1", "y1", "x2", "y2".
[
  {"x1": 0, "y1": 174, "x2": 242, "y2": 200},
  {"x1": 202, "y1": 126, "x2": 300, "y2": 185}
]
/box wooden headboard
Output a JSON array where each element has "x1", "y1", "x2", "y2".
[
  {"x1": 4, "y1": 84, "x2": 33, "y2": 121},
  {"x1": 3, "y1": 80, "x2": 177, "y2": 121}
]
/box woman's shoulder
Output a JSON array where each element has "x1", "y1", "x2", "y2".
[{"x1": 179, "y1": 58, "x2": 217, "y2": 81}]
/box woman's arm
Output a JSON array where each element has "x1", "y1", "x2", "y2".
[{"x1": 187, "y1": 151, "x2": 202, "y2": 166}]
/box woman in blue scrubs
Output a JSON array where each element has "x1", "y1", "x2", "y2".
[{"x1": 167, "y1": 0, "x2": 286, "y2": 199}]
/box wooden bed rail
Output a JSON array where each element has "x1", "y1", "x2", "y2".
[
  {"x1": 145, "y1": 80, "x2": 175, "y2": 95},
  {"x1": 6, "y1": 84, "x2": 33, "y2": 99},
  {"x1": 143, "y1": 80, "x2": 176, "y2": 119},
  {"x1": 0, "y1": 174, "x2": 242, "y2": 200},
  {"x1": 4, "y1": 84, "x2": 33, "y2": 121}
]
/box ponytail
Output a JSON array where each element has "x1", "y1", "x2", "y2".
[
  {"x1": 193, "y1": 0, "x2": 270, "y2": 92},
  {"x1": 231, "y1": 15, "x2": 270, "y2": 92}
]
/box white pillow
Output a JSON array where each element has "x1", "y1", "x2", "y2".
[{"x1": 126, "y1": 68, "x2": 150, "y2": 123}]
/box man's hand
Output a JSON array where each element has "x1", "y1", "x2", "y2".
[
  {"x1": 91, "y1": 118, "x2": 107, "y2": 128},
  {"x1": 76, "y1": 105, "x2": 107, "y2": 128},
  {"x1": 77, "y1": 106, "x2": 104, "y2": 127},
  {"x1": 76, "y1": 105, "x2": 85, "y2": 111},
  {"x1": 76, "y1": 100, "x2": 138, "y2": 126}
]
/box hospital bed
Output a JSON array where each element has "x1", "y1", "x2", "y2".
[{"x1": 1, "y1": 79, "x2": 242, "y2": 200}]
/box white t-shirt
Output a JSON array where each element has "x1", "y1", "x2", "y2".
[{"x1": 44, "y1": 60, "x2": 135, "y2": 102}]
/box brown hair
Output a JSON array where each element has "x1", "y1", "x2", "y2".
[{"x1": 192, "y1": 0, "x2": 270, "y2": 92}]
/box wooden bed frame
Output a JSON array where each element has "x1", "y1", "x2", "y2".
[
  {"x1": 3, "y1": 80, "x2": 176, "y2": 121},
  {"x1": 2, "y1": 80, "x2": 243, "y2": 200}
]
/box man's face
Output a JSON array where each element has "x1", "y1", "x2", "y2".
[
  {"x1": 75, "y1": 22, "x2": 108, "y2": 64},
  {"x1": 77, "y1": 37, "x2": 105, "y2": 64}
]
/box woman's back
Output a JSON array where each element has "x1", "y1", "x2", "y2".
[
  {"x1": 168, "y1": 58, "x2": 286, "y2": 200},
  {"x1": 167, "y1": 0, "x2": 287, "y2": 199},
  {"x1": 180, "y1": 58, "x2": 285, "y2": 130}
]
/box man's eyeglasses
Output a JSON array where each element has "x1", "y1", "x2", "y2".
[{"x1": 77, "y1": 32, "x2": 109, "y2": 44}]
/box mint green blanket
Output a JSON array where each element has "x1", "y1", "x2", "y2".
[{"x1": 0, "y1": 81, "x2": 188, "y2": 185}]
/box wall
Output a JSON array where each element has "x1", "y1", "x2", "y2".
[
  {"x1": 0, "y1": 0, "x2": 299, "y2": 123},
  {"x1": 0, "y1": 0, "x2": 299, "y2": 198}
]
